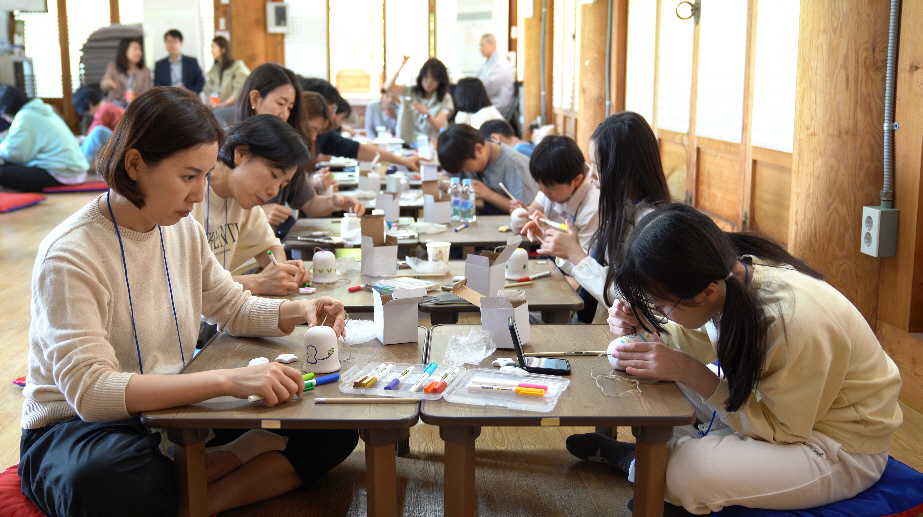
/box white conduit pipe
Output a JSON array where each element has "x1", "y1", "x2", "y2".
[{"x1": 882, "y1": 0, "x2": 901, "y2": 208}]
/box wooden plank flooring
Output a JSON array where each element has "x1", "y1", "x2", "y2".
[{"x1": 2, "y1": 192, "x2": 921, "y2": 516}]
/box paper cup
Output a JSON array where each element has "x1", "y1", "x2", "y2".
[{"x1": 426, "y1": 241, "x2": 451, "y2": 264}]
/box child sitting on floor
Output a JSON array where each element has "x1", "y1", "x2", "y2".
[{"x1": 437, "y1": 123, "x2": 538, "y2": 214}]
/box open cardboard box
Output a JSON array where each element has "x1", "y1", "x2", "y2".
[
  {"x1": 358, "y1": 170, "x2": 381, "y2": 192},
  {"x1": 373, "y1": 287, "x2": 427, "y2": 344},
  {"x1": 360, "y1": 214, "x2": 398, "y2": 277},
  {"x1": 452, "y1": 279, "x2": 530, "y2": 349},
  {"x1": 421, "y1": 164, "x2": 439, "y2": 182},
  {"x1": 422, "y1": 180, "x2": 452, "y2": 223},
  {"x1": 464, "y1": 235, "x2": 523, "y2": 296},
  {"x1": 375, "y1": 192, "x2": 401, "y2": 222}
]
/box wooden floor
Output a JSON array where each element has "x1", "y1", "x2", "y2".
[{"x1": 2, "y1": 192, "x2": 922, "y2": 516}]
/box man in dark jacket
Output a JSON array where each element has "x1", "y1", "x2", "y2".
[{"x1": 153, "y1": 29, "x2": 205, "y2": 93}]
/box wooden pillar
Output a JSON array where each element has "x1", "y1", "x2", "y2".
[
  {"x1": 879, "y1": 0, "x2": 923, "y2": 332},
  {"x1": 56, "y1": 0, "x2": 77, "y2": 132},
  {"x1": 736, "y1": 0, "x2": 758, "y2": 230},
  {"x1": 109, "y1": 0, "x2": 120, "y2": 24},
  {"x1": 684, "y1": 6, "x2": 701, "y2": 206},
  {"x1": 229, "y1": 0, "x2": 285, "y2": 70},
  {"x1": 789, "y1": 0, "x2": 889, "y2": 325},
  {"x1": 522, "y1": 0, "x2": 554, "y2": 139},
  {"x1": 576, "y1": 0, "x2": 609, "y2": 154},
  {"x1": 609, "y1": 0, "x2": 628, "y2": 115}
]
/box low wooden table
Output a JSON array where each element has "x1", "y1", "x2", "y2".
[
  {"x1": 421, "y1": 324, "x2": 694, "y2": 517},
  {"x1": 283, "y1": 217, "x2": 418, "y2": 259},
  {"x1": 418, "y1": 260, "x2": 583, "y2": 324},
  {"x1": 141, "y1": 326, "x2": 428, "y2": 517},
  {"x1": 419, "y1": 215, "x2": 521, "y2": 256}
]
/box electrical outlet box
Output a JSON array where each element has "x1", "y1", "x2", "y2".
[{"x1": 860, "y1": 206, "x2": 899, "y2": 257}]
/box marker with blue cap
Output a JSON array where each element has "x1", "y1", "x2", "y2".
[{"x1": 408, "y1": 363, "x2": 439, "y2": 393}]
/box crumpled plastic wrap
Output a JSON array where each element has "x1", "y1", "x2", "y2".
[
  {"x1": 351, "y1": 189, "x2": 378, "y2": 200},
  {"x1": 336, "y1": 256, "x2": 361, "y2": 274},
  {"x1": 409, "y1": 222, "x2": 448, "y2": 234},
  {"x1": 443, "y1": 327, "x2": 497, "y2": 367},
  {"x1": 405, "y1": 256, "x2": 449, "y2": 274},
  {"x1": 343, "y1": 319, "x2": 380, "y2": 345}
]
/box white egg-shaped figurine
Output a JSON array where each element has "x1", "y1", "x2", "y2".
[
  {"x1": 505, "y1": 248, "x2": 530, "y2": 280},
  {"x1": 340, "y1": 212, "x2": 361, "y2": 244},
  {"x1": 510, "y1": 207, "x2": 530, "y2": 231},
  {"x1": 304, "y1": 326, "x2": 340, "y2": 373},
  {"x1": 607, "y1": 330, "x2": 657, "y2": 370},
  {"x1": 312, "y1": 250, "x2": 338, "y2": 283}
]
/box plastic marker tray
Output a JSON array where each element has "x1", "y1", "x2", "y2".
[
  {"x1": 339, "y1": 362, "x2": 466, "y2": 400},
  {"x1": 442, "y1": 369, "x2": 570, "y2": 413}
]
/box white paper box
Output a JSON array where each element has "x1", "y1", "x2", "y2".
[
  {"x1": 464, "y1": 235, "x2": 522, "y2": 296},
  {"x1": 421, "y1": 164, "x2": 439, "y2": 182},
  {"x1": 373, "y1": 288, "x2": 426, "y2": 345},
  {"x1": 359, "y1": 171, "x2": 381, "y2": 192},
  {"x1": 360, "y1": 214, "x2": 399, "y2": 277},
  {"x1": 375, "y1": 192, "x2": 400, "y2": 222},
  {"x1": 451, "y1": 280, "x2": 530, "y2": 350},
  {"x1": 422, "y1": 180, "x2": 452, "y2": 223}
]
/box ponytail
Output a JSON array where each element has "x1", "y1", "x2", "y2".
[{"x1": 614, "y1": 203, "x2": 822, "y2": 412}]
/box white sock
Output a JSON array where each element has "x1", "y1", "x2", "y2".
[{"x1": 205, "y1": 429, "x2": 289, "y2": 465}]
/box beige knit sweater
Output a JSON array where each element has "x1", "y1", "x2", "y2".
[
  {"x1": 22, "y1": 195, "x2": 286, "y2": 429},
  {"x1": 665, "y1": 257, "x2": 903, "y2": 455}
]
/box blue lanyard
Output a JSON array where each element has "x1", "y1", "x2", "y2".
[{"x1": 107, "y1": 191, "x2": 185, "y2": 373}]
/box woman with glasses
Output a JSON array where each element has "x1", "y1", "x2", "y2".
[
  {"x1": 568, "y1": 203, "x2": 902, "y2": 516},
  {"x1": 522, "y1": 111, "x2": 671, "y2": 324}
]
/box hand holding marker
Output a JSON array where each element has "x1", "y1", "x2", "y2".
[{"x1": 248, "y1": 372, "x2": 342, "y2": 402}]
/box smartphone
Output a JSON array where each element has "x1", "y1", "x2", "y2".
[{"x1": 508, "y1": 317, "x2": 570, "y2": 376}]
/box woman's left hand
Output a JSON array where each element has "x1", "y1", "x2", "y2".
[
  {"x1": 610, "y1": 338, "x2": 688, "y2": 382},
  {"x1": 303, "y1": 297, "x2": 347, "y2": 337},
  {"x1": 282, "y1": 259, "x2": 310, "y2": 286}
]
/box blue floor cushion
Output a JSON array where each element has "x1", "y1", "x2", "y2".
[{"x1": 713, "y1": 457, "x2": 923, "y2": 517}]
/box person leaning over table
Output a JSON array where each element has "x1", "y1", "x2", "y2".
[
  {"x1": 192, "y1": 114, "x2": 312, "y2": 296},
  {"x1": 302, "y1": 77, "x2": 423, "y2": 173},
  {"x1": 230, "y1": 65, "x2": 364, "y2": 231},
  {"x1": 383, "y1": 55, "x2": 454, "y2": 143},
  {"x1": 19, "y1": 86, "x2": 357, "y2": 517}
]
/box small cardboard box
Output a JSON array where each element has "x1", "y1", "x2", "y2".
[
  {"x1": 373, "y1": 287, "x2": 427, "y2": 345},
  {"x1": 452, "y1": 280, "x2": 530, "y2": 349},
  {"x1": 422, "y1": 180, "x2": 452, "y2": 223},
  {"x1": 358, "y1": 170, "x2": 381, "y2": 192},
  {"x1": 375, "y1": 192, "x2": 400, "y2": 222},
  {"x1": 386, "y1": 174, "x2": 409, "y2": 193},
  {"x1": 421, "y1": 164, "x2": 439, "y2": 182},
  {"x1": 464, "y1": 235, "x2": 523, "y2": 296},
  {"x1": 360, "y1": 214, "x2": 398, "y2": 277}
]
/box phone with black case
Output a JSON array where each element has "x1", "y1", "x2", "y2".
[{"x1": 508, "y1": 317, "x2": 571, "y2": 375}]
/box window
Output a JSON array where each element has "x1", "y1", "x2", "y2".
[
  {"x1": 695, "y1": 0, "x2": 748, "y2": 142},
  {"x1": 67, "y1": 0, "x2": 110, "y2": 91},
  {"x1": 16, "y1": 4, "x2": 61, "y2": 98},
  {"x1": 385, "y1": 0, "x2": 430, "y2": 89},
  {"x1": 751, "y1": 0, "x2": 798, "y2": 152},
  {"x1": 624, "y1": 0, "x2": 656, "y2": 124},
  {"x1": 552, "y1": 0, "x2": 580, "y2": 112},
  {"x1": 656, "y1": 0, "x2": 693, "y2": 133},
  {"x1": 328, "y1": 0, "x2": 385, "y2": 95}
]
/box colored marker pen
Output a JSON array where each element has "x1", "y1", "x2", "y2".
[
  {"x1": 431, "y1": 367, "x2": 461, "y2": 394},
  {"x1": 468, "y1": 384, "x2": 546, "y2": 397},
  {"x1": 362, "y1": 364, "x2": 394, "y2": 388},
  {"x1": 409, "y1": 363, "x2": 439, "y2": 393},
  {"x1": 384, "y1": 366, "x2": 416, "y2": 390},
  {"x1": 249, "y1": 372, "x2": 319, "y2": 401},
  {"x1": 454, "y1": 223, "x2": 469, "y2": 232},
  {"x1": 354, "y1": 363, "x2": 388, "y2": 388},
  {"x1": 539, "y1": 218, "x2": 568, "y2": 232},
  {"x1": 424, "y1": 367, "x2": 456, "y2": 393},
  {"x1": 469, "y1": 378, "x2": 548, "y2": 391},
  {"x1": 267, "y1": 250, "x2": 279, "y2": 265},
  {"x1": 305, "y1": 373, "x2": 340, "y2": 391}
]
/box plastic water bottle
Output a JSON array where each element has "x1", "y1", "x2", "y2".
[
  {"x1": 450, "y1": 177, "x2": 461, "y2": 221},
  {"x1": 460, "y1": 179, "x2": 476, "y2": 223}
]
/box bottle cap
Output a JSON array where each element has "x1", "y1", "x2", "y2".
[
  {"x1": 462, "y1": 179, "x2": 472, "y2": 185},
  {"x1": 450, "y1": 177, "x2": 460, "y2": 184}
]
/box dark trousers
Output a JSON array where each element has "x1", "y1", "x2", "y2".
[
  {"x1": 0, "y1": 164, "x2": 63, "y2": 192},
  {"x1": 20, "y1": 417, "x2": 359, "y2": 517}
]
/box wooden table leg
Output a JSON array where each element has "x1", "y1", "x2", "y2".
[
  {"x1": 396, "y1": 426, "x2": 411, "y2": 457},
  {"x1": 430, "y1": 312, "x2": 460, "y2": 325},
  {"x1": 631, "y1": 426, "x2": 674, "y2": 517},
  {"x1": 167, "y1": 428, "x2": 210, "y2": 517},
  {"x1": 360, "y1": 429, "x2": 402, "y2": 517},
  {"x1": 440, "y1": 426, "x2": 481, "y2": 517},
  {"x1": 462, "y1": 246, "x2": 475, "y2": 257}
]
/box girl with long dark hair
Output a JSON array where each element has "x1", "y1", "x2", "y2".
[
  {"x1": 523, "y1": 111, "x2": 671, "y2": 323},
  {"x1": 453, "y1": 77, "x2": 505, "y2": 129},
  {"x1": 568, "y1": 203, "x2": 902, "y2": 514}
]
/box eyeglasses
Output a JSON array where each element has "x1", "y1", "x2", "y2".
[{"x1": 649, "y1": 298, "x2": 681, "y2": 324}]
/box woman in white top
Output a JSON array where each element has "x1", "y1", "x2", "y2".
[
  {"x1": 452, "y1": 77, "x2": 505, "y2": 130},
  {"x1": 19, "y1": 87, "x2": 357, "y2": 517},
  {"x1": 384, "y1": 55, "x2": 455, "y2": 142}
]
